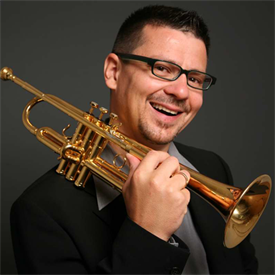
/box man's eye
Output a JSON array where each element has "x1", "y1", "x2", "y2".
[
  {"x1": 189, "y1": 77, "x2": 202, "y2": 84},
  {"x1": 155, "y1": 65, "x2": 170, "y2": 73}
]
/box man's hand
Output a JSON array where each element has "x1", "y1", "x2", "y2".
[{"x1": 123, "y1": 151, "x2": 190, "y2": 242}]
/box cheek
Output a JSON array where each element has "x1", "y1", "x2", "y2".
[
  {"x1": 190, "y1": 93, "x2": 203, "y2": 113},
  {"x1": 116, "y1": 81, "x2": 143, "y2": 121}
]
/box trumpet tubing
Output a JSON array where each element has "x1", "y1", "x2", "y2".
[{"x1": 1, "y1": 67, "x2": 272, "y2": 249}]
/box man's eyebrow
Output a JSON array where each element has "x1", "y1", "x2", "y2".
[
  {"x1": 150, "y1": 55, "x2": 207, "y2": 72},
  {"x1": 150, "y1": 55, "x2": 178, "y2": 64}
]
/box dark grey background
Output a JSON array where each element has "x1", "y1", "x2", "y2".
[{"x1": 1, "y1": 1, "x2": 274, "y2": 274}]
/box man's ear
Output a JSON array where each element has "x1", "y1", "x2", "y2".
[{"x1": 104, "y1": 53, "x2": 121, "y2": 91}]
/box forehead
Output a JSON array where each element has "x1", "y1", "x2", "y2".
[{"x1": 133, "y1": 25, "x2": 207, "y2": 70}]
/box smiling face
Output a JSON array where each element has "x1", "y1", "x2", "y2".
[{"x1": 105, "y1": 25, "x2": 207, "y2": 151}]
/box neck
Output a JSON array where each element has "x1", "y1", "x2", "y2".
[{"x1": 146, "y1": 141, "x2": 170, "y2": 152}]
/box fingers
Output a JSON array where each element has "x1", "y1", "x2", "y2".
[
  {"x1": 136, "y1": 150, "x2": 171, "y2": 172},
  {"x1": 154, "y1": 155, "x2": 180, "y2": 179},
  {"x1": 155, "y1": 157, "x2": 190, "y2": 190},
  {"x1": 127, "y1": 151, "x2": 180, "y2": 177},
  {"x1": 125, "y1": 151, "x2": 190, "y2": 191},
  {"x1": 174, "y1": 170, "x2": 190, "y2": 187}
]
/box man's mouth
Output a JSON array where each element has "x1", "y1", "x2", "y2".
[{"x1": 151, "y1": 103, "x2": 181, "y2": 116}]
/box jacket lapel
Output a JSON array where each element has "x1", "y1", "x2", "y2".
[{"x1": 84, "y1": 175, "x2": 127, "y2": 236}]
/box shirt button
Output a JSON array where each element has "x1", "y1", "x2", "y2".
[{"x1": 170, "y1": 267, "x2": 181, "y2": 274}]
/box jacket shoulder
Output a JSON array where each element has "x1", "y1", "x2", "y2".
[{"x1": 12, "y1": 166, "x2": 98, "y2": 222}]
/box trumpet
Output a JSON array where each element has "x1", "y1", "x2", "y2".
[{"x1": 1, "y1": 67, "x2": 272, "y2": 249}]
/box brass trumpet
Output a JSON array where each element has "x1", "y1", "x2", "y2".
[{"x1": 1, "y1": 67, "x2": 272, "y2": 249}]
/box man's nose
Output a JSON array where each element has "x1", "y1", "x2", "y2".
[{"x1": 163, "y1": 74, "x2": 190, "y2": 100}]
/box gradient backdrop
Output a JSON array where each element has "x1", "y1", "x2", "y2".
[{"x1": 1, "y1": 1, "x2": 274, "y2": 274}]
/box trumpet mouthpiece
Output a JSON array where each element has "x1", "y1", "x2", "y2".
[{"x1": 0, "y1": 67, "x2": 13, "y2": 80}]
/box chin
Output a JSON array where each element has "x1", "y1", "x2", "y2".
[
  {"x1": 140, "y1": 127, "x2": 177, "y2": 146},
  {"x1": 138, "y1": 116, "x2": 186, "y2": 146}
]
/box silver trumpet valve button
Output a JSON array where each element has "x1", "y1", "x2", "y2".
[
  {"x1": 99, "y1": 107, "x2": 108, "y2": 120},
  {"x1": 89, "y1": 101, "x2": 99, "y2": 114},
  {"x1": 109, "y1": 113, "x2": 118, "y2": 126}
]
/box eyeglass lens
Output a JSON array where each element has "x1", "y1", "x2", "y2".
[{"x1": 153, "y1": 61, "x2": 212, "y2": 90}]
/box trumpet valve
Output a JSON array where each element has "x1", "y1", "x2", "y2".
[
  {"x1": 99, "y1": 107, "x2": 108, "y2": 120},
  {"x1": 111, "y1": 122, "x2": 122, "y2": 132},
  {"x1": 109, "y1": 113, "x2": 118, "y2": 126},
  {"x1": 89, "y1": 101, "x2": 99, "y2": 115}
]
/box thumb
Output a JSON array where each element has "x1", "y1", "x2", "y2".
[
  {"x1": 123, "y1": 153, "x2": 141, "y2": 191},
  {"x1": 126, "y1": 153, "x2": 140, "y2": 178}
]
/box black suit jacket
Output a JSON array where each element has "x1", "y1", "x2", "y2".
[{"x1": 10, "y1": 143, "x2": 258, "y2": 274}]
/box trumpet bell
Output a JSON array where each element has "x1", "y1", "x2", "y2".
[{"x1": 225, "y1": 174, "x2": 271, "y2": 248}]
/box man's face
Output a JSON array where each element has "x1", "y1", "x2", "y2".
[{"x1": 108, "y1": 25, "x2": 207, "y2": 149}]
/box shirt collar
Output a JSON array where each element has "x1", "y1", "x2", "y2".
[{"x1": 94, "y1": 142, "x2": 198, "y2": 211}]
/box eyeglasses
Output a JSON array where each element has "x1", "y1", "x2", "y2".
[{"x1": 114, "y1": 52, "x2": 217, "y2": 91}]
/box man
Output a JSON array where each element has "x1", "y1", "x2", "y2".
[{"x1": 10, "y1": 5, "x2": 258, "y2": 274}]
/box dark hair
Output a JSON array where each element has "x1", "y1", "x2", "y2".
[{"x1": 112, "y1": 5, "x2": 210, "y2": 55}]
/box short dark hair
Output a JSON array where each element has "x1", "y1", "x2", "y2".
[{"x1": 112, "y1": 5, "x2": 210, "y2": 55}]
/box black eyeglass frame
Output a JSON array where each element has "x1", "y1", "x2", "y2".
[{"x1": 114, "y1": 52, "x2": 217, "y2": 91}]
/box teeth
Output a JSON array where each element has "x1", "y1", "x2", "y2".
[{"x1": 152, "y1": 103, "x2": 178, "y2": 115}]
